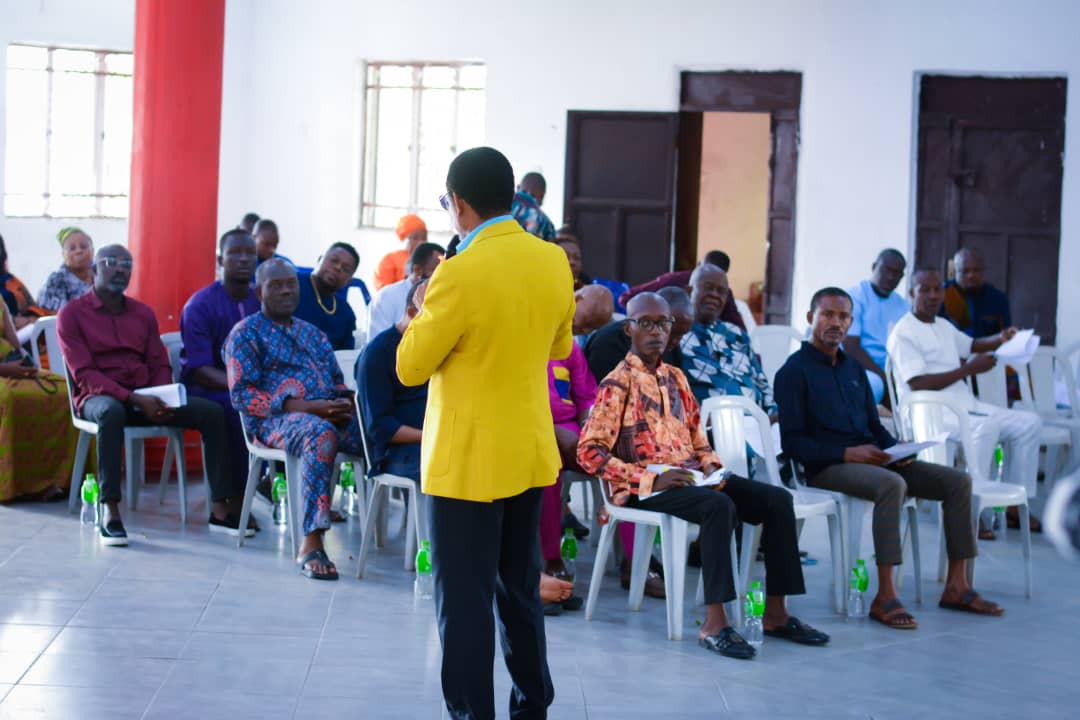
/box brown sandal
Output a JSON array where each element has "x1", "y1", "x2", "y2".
[
  {"x1": 939, "y1": 589, "x2": 1004, "y2": 616},
  {"x1": 869, "y1": 599, "x2": 918, "y2": 629}
]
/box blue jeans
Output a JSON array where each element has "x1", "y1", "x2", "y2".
[{"x1": 381, "y1": 443, "x2": 420, "y2": 482}]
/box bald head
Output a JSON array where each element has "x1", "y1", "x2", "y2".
[
  {"x1": 626, "y1": 292, "x2": 669, "y2": 318},
  {"x1": 573, "y1": 284, "x2": 614, "y2": 336},
  {"x1": 91, "y1": 244, "x2": 133, "y2": 295},
  {"x1": 625, "y1": 292, "x2": 673, "y2": 367},
  {"x1": 519, "y1": 172, "x2": 546, "y2": 205},
  {"x1": 255, "y1": 259, "x2": 300, "y2": 322},
  {"x1": 954, "y1": 247, "x2": 985, "y2": 292}
]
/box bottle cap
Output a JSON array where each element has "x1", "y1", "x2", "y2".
[
  {"x1": 856, "y1": 558, "x2": 866, "y2": 566},
  {"x1": 421, "y1": 540, "x2": 430, "y2": 549},
  {"x1": 750, "y1": 580, "x2": 762, "y2": 589}
]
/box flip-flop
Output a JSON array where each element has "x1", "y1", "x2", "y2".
[
  {"x1": 298, "y1": 549, "x2": 339, "y2": 581},
  {"x1": 939, "y1": 589, "x2": 1004, "y2": 616},
  {"x1": 869, "y1": 599, "x2": 918, "y2": 629}
]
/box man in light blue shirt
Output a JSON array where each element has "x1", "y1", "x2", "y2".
[{"x1": 843, "y1": 249, "x2": 910, "y2": 405}]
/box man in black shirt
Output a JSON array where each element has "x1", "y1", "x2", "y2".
[
  {"x1": 775, "y1": 287, "x2": 1002, "y2": 630},
  {"x1": 584, "y1": 286, "x2": 692, "y2": 382}
]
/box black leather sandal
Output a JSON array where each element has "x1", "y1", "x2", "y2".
[
  {"x1": 763, "y1": 616, "x2": 830, "y2": 645},
  {"x1": 298, "y1": 549, "x2": 338, "y2": 581},
  {"x1": 698, "y1": 627, "x2": 756, "y2": 659}
]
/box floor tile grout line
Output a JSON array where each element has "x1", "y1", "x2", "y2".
[{"x1": 288, "y1": 578, "x2": 337, "y2": 719}]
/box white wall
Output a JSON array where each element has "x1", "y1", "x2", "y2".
[
  {"x1": 217, "y1": 0, "x2": 1080, "y2": 345},
  {"x1": 0, "y1": 0, "x2": 134, "y2": 295}
]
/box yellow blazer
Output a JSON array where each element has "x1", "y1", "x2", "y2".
[{"x1": 396, "y1": 219, "x2": 575, "y2": 501}]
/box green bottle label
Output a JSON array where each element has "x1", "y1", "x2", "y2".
[
  {"x1": 272, "y1": 478, "x2": 287, "y2": 503},
  {"x1": 854, "y1": 562, "x2": 870, "y2": 592},
  {"x1": 81, "y1": 477, "x2": 99, "y2": 503},
  {"x1": 750, "y1": 581, "x2": 765, "y2": 616},
  {"x1": 416, "y1": 540, "x2": 432, "y2": 574},
  {"x1": 340, "y1": 463, "x2": 355, "y2": 488},
  {"x1": 561, "y1": 529, "x2": 578, "y2": 560}
]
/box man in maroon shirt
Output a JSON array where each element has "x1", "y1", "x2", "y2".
[{"x1": 57, "y1": 245, "x2": 231, "y2": 546}]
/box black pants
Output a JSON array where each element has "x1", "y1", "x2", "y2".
[
  {"x1": 631, "y1": 475, "x2": 805, "y2": 604},
  {"x1": 80, "y1": 395, "x2": 231, "y2": 505},
  {"x1": 430, "y1": 487, "x2": 553, "y2": 720}
]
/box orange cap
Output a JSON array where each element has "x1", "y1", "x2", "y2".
[{"x1": 395, "y1": 214, "x2": 427, "y2": 241}]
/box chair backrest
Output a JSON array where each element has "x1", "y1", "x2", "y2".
[
  {"x1": 351, "y1": 392, "x2": 375, "y2": 472},
  {"x1": 902, "y1": 390, "x2": 985, "y2": 481},
  {"x1": 334, "y1": 350, "x2": 360, "y2": 392},
  {"x1": 29, "y1": 316, "x2": 62, "y2": 370},
  {"x1": 53, "y1": 334, "x2": 82, "y2": 424},
  {"x1": 701, "y1": 395, "x2": 782, "y2": 487},
  {"x1": 750, "y1": 325, "x2": 803, "y2": 386},
  {"x1": 160, "y1": 332, "x2": 183, "y2": 383},
  {"x1": 1022, "y1": 347, "x2": 1061, "y2": 416},
  {"x1": 974, "y1": 360, "x2": 1008, "y2": 408},
  {"x1": 1052, "y1": 346, "x2": 1080, "y2": 416},
  {"x1": 884, "y1": 355, "x2": 910, "y2": 441}
]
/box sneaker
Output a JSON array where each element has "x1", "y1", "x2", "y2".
[
  {"x1": 100, "y1": 520, "x2": 128, "y2": 547},
  {"x1": 209, "y1": 514, "x2": 256, "y2": 538}
]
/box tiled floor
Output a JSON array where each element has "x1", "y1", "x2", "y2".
[{"x1": 0, "y1": 485, "x2": 1076, "y2": 719}]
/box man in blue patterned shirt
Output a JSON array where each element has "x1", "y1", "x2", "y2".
[
  {"x1": 680, "y1": 264, "x2": 778, "y2": 420},
  {"x1": 511, "y1": 172, "x2": 557, "y2": 240}
]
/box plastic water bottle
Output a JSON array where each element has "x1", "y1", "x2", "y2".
[
  {"x1": 560, "y1": 528, "x2": 578, "y2": 581},
  {"x1": 339, "y1": 462, "x2": 357, "y2": 516},
  {"x1": 271, "y1": 473, "x2": 288, "y2": 527},
  {"x1": 414, "y1": 540, "x2": 434, "y2": 600},
  {"x1": 80, "y1": 474, "x2": 99, "y2": 527},
  {"x1": 847, "y1": 559, "x2": 869, "y2": 621},
  {"x1": 994, "y1": 444, "x2": 1005, "y2": 481},
  {"x1": 743, "y1": 580, "x2": 765, "y2": 651}
]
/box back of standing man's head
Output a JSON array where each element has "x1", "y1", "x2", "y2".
[
  {"x1": 702, "y1": 250, "x2": 731, "y2": 273},
  {"x1": 446, "y1": 147, "x2": 515, "y2": 218}
]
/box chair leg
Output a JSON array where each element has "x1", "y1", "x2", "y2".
[
  {"x1": 159, "y1": 441, "x2": 174, "y2": 506},
  {"x1": 285, "y1": 456, "x2": 304, "y2": 560},
  {"x1": 1020, "y1": 503, "x2": 1032, "y2": 598},
  {"x1": 936, "y1": 505, "x2": 947, "y2": 583},
  {"x1": 826, "y1": 512, "x2": 844, "y2": 614},
  {"x1": 404, "y1": 487, "x2": 418, "y2": 571},
  {"x1": 590, "y1": 479, "x2": 603, "y2": 547},
  {"x1": 172, "y1": 433, "x2": 189, "y2": 525},
  {"x1": 1043, "y1": 445, "x2": 1060, "y2": 497},
  {"x1": 739, "y1": 524, "x2": 762, "y2": 599},
  {"x1": 356, "y1": 483, "x2": 384, "y2": 579},
  {"x1": 69, "y1": 431, "x2": 92, "y2": 514},
  {"x1": 628, "y1": 524, "x2": 655, "y2": 611},
  {"x1": 585, "y1": 521, "x2": 616, "y2": 621},
  {"x1": 662, "y1": 518, "x2": 688, "y2": 641},
  {"x1": 896, "y1": 512, "x2": 909, "y2": 591},
  {"x1": 908, "y1": 505, "x2": 922, "y2": 605},
  {"x1": 124, "y1": 435, "x2": 138, "y2": 510},
  {"x1": 237, "y1": 454, "x2": 262, "y2": 549},
  {"x1": 727, "y1": 540, "x2": 743, "y2": 629}
]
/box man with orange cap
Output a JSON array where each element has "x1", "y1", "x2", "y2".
[{"x1": 374, "y1": 214, "x2": 428, "y2": 291}]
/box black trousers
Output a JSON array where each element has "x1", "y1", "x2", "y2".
[
  {"x1": 631, "y1": 475, "x2": 805, "y2": 604},
  {"x1": 430, "y1": 487, "x2": 553, "y2": 720},
  {"x1": 80, "y1": 395, "x2": 231, "y2": 505}
]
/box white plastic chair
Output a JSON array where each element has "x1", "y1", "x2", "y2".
[
  {"x1": 334, "y1": 349, "x2": 360, "y2": 393},
  {"x1": 354, "y1": 395, "x2": 425, "y2": 578},
  {"x1": 236, "y1": 432, "x2": 303, "y2": 553},
  {"x1": 701, "y1": 396, "x2": 845, "y2": 613},
  {"x1": 1016, "y1": 349, "x2": 1074, "y2": 495},
  {"x1": 157, "y1": 333, "x2": 210, "y2": 510},
  {"x1": 885, "y1": 356, "x2": 911, "y2": 441},
  {"x1": 51, "y1": 325, "x2": 193, "y2": 523},
  {"x1": 28, "y1": 316, "x2": 62, "y2": 370},
  {"x1": 903, "y1": 390, "x2": 1032, "y2": 597},
  {"x1": 974, "y1": 361, "x2": 1009, "y2": 408},
  {"x1": 750, "y1": 325, "x2": 802, "y2": 386}
]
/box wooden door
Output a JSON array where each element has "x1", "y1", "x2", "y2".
[
  {"x1": 563, "y1": 111, "x2": 678, "y2": 285},
  {"x1": 915, "y1": 76, "x2": 1066, "y2": 343}
]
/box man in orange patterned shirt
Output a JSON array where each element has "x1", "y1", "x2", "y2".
[{"x1": 577, "y1": 292, "x2": 828, "y2": 659}]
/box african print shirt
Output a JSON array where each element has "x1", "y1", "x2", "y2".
[
  {"x1": 511, "y1": 190, "x2": 556, "y2": 241},
  {"x1": 223, "y1": 312, "x2": 348, "y2": 435},
  {"x1": 577, "y1": 352, "x2": 721, "y2": 504},
  {"x1": 37, "y1": 265, "x2": 91, "y2": 312},
  {"x1": 680, "y1": 320, "x2": 777, "y2": 415}
]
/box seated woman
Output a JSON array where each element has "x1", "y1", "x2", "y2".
[
  {"x1": 0, "y1": 234, "x2": 49, "y2": 340},
  {"x1": 0, "y1": 300, "x2": 78, "y2": 503},
  {"x1": 37, "y1": 227, "x2": 94, "y2": 312}
]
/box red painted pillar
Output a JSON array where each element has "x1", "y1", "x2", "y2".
[{"x1": 128, "y1": 0, "x2": 225, "y2": 331}]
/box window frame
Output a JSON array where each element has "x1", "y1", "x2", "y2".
[
  {"x1": 3, "y1": 42, "x2": 133, "y2": 219},
  {"x1": 356, "y1": 59, "x2": 485, "y2": 230}
]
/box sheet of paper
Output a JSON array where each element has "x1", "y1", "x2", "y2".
[
  {"x1": 134, "y1": 383, "x2": 187, "y2": 408},
  {"x1": 881, "y1": 433, "x2": 948, "y2": 464},
  {"x1": 645, "y1": 464, "x2": 730, "y2": 488},
  {"x1": 994, "y1": 328, "x2": 1039, "y2": 366}
]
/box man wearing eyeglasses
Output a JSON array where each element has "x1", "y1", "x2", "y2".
[
  {"x1": 56, "y1": 245, "x2": 231, "y2": 546},
  {"x1": 577, "y1": 292, "x2": 827, "y2": 660},
  {"x1": 397, "y1": 147, "x2": 575, "y2": 720}
]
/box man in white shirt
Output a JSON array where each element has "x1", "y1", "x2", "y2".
[
  {"x1": 887, "y1": 268, "x2": 1042, "y2": 503},
  {"x1": 366, "y1": 242, "x2": 443, "y2": 342}
]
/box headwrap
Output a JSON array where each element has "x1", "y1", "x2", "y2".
[
  {"x1": 57, "y1": 226, "x2": 85, "y2": 248},
  {"x1": 395, "y1": 214, "x2": 426, "y2": 242}
]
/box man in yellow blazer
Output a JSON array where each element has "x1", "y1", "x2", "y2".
[{"x1": 397, "y1": 147, "x2": 575, "y2": 720}]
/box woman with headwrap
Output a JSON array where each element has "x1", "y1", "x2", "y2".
[
  {"x1": 37, "y1": 227, "x2": 94, "y2": 312},
  {"x1": 0, "y1": 234, "x2": 48, "y2": 332}
]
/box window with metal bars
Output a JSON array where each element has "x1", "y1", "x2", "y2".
[
  {"x1": 360, "y1": 61, "x2": 485, "y2": 231},
  {"x1": 3, "y1": 43, "x2": 133, "y2": 218}
]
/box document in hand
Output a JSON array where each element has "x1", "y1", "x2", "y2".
[
  {"x1": 994, "y1": 328, "x2": 1040, "y2": 367},
  {"x1": 134, "y1": 383, "x2": 187, "y2": 408},
  {"x1": 646, "y1": 464, "x2": 731, "y2": 487},
  {"x1": 881, "y1": 433, "x2": 949, "y2": 465}
]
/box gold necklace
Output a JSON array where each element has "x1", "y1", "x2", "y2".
[{"x1": 310, "y1": 273, "x2": 336, "y2": 315}]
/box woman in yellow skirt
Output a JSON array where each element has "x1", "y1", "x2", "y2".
[{"x1": 0, "y1": 301, "x2": 77, "y2": 502}]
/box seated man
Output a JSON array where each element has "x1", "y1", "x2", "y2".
[
  {"x1": 843, "y1": 248, "x2": 910, "y2": 406},
  {"x1": 56, "y1": 245, "x2": 231, "y2": 545},
  {"x1": 572, "y1": 284, "x2": 614, "y2": 345},
  {"x1": 578, "y1": 292, "x2": 827, "y2": 659},
  {"x1": 374, "y1": 214, "x2": 427, "y2": 291},
  {"x1": 224, "y1": 259, "x2": 363, "y2": 580},
  {"x1": 618, "y1": 250, "x2": 753, "y2": 332},
  {"x1": 553, "y1": 236, "x2": 592, "y2": 290},
  {"x1": 680, "y1": 264, "x2": 777, "y2": 419},
  {"x1": 254, "y1": 219, "x2": 293, "y2": 267},
  {"x1": 777, "y1": 286, "x2": 1003, "y2": 627},
  {"x1": 888, "y1": 268, "x2": 1041, "y2": 532},
  {"x1": 940, "y1": 247, "x2": 1011, "y2": 338},
  {"x1": 511, "y1": 172, "x2": 556, "y2": 240},
  {"x1": 366, "y1": 242, "x2": 443, "y2": 342},
  {"x1": 294, "y1": 242, "x2": 360, "y2": 350},
  {"x1": 180, "y1": 229, "x2": 261, "y2": 533}
]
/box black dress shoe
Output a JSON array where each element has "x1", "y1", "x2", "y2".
[
  {"x1": 699, "y1": 627, "x2": 756, "y2": 659},
  {"x1": 763, "y1": 616, "x2": 830, "y2": 646},
  {"x1": 100, "y1": 519, "x2": 128, "y2": 547},
  {"x1": 561, "y1": 595, "x2": 584, "y2": 612}
]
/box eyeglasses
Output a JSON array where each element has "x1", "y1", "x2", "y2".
[
  {"x1": 626, "y1": 317, "x2": 675, "y2": 332},
  {"x1": 439, "y1": 192, "x2": 452, "y2": 211},
  {"x1": 96, "y1": 257, "x2": 133, "y2": 270}
]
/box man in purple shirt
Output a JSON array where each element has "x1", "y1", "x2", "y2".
[
  {"x1": 57, "y1": 245, "x2": 231, "y2": 546},
  {"x1": 181, "y1": 229, "x2": 261, "y2": 530}
]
